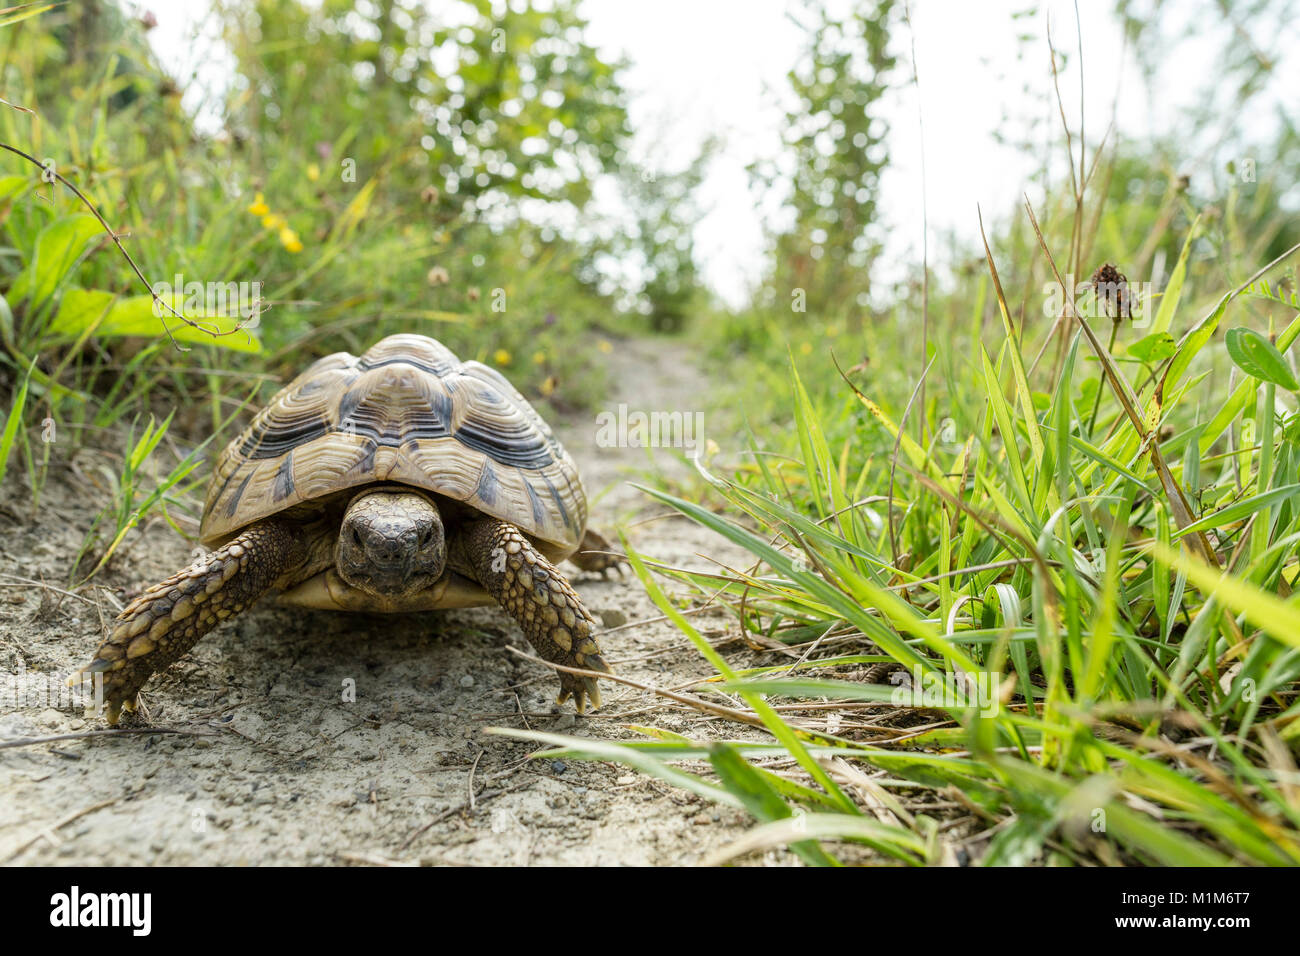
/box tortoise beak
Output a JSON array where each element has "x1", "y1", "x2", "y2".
[
  {"x1": 337, "y1": 489, "x2": 446, "y2": 597},
  {"x1": 343, "y1": 526, "x2": 417, "y2": 595},
  {"x1": 361, "y1": 557, "x2": 416, "y2": 592}
]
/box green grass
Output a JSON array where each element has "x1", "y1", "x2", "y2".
[
  {"x1": 491, "y1": 155, "x2": 1300, "y2": 866},
  {"x1": 70, "y1": 411, "x2": 210, "y2": 583},
  {"x1": 499, "y1": 289, "x2": 1300, "y2": 863}
]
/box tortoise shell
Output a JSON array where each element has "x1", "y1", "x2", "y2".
[{"x1": 200, "y1": 334, "x2": 587, "y2": 560}]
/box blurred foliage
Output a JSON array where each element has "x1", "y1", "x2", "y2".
[
  {"x1": 615, "y1": 138, "x2": 715, "y2": 333},
  {"x1": 749, "y1": 0, "x2": 898, "y2": 315},
  {"x1": 222, "y1": 0, "x2": 630, "y2": 214},
  {"x1": 0, "y1": 0, "x2": 701, "y2": 503}
]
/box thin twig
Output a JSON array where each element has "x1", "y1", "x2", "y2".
[
  {"x1": 3, "y1": 798, "x2": 119, "y2": 862},
  {"x1": 0, "y1": 142, "x2": 253, "y2": 350}
]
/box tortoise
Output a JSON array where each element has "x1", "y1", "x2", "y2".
[{"x1": 76, "y1": 333, "x2": 620, "y2": 723}]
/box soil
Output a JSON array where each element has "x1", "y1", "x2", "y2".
[{"x1": 0, "y1": 336, "x2": 780, "y2": 866}]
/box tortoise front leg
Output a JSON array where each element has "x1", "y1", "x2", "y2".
[
  {"x1": 455, "y1": 518, "x2": 611, "y2": 712},
  {"x1": 76, "y1": 519, "x2": 305, "y2": 724}
]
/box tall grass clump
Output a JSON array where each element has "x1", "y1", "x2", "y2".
[
  {"x1": 496, "y1": 8, "x2": 1300, "y2": 864},
  {"x1": 501, "y1": 229, "x2": 1300, "y2": 863}
]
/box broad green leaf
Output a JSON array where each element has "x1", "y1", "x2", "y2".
[
  {"x1": 9, "y1": 214, "x2": 103, "y2": 308},
  {"x1": 1127, "y1": 332, "x2": 1177, "y2": 363},
  {"x1": 1225, "y1": 327, "x2": 1299, "y2": 391},
  {"x1": 1198, "y1": 312, "x2": 1300, "y2": 453},
  {"x1": 49, "y1": 289, "x2": 261, "y2": 352},
  {"x1": 0, "y1": 174, "x2": 29, "y2": 203}
]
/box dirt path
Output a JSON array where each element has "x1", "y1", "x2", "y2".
[{"x1": 0, "y1": 336, "x2": 765, "y2": 866}]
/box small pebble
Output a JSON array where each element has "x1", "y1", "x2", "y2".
[
  {"x1": 599, "y1": 609, "x2": 627, "y2": 629},
  {"x1": 550, "y1": 760, "x2": 567, "y2": 774},
  {"x1": 459, "y1": 674, "x2": 475, "y2": 688}
]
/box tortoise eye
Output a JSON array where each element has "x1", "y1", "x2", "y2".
[
  {"x1": 419, "y1": 527, "x2": 434, "y2": 548},
  {"x1": 351, "y1": 527, "x2": 363, "y2": 548}
]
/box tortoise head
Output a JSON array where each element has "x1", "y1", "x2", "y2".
[{"x1": 336, "y1": 487, "x2": 446, "y2": 598}]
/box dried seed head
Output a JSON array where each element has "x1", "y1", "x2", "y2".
[{"x1": 1090, "y1": 262, "x2": 1131, "y2": 320}]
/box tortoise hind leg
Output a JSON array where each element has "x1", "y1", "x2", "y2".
[
  {"x1": 570, "y1": 527, "x2": 626, "y2": 575},
  {"x1": 455, "y1": 518, "x2": 611, "y2": 712},
  {"x1": 75, "y1": 518, "x2": 307, "y2": 724}
]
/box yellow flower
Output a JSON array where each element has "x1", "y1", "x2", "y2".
[
  {"x1": 247, "y1": 192, "x2": 269, "y2": 217},
  {"x1": 306, "y1": 163, "x2": 320, "y2": 182},
  {"x1": 597, "y1": 339, "x2": 613, "y2": 354},
  {"x1": 532, "y1": 350, "x2": 546, "y2": 365},
  {"x1": 799, "y1": 341, "x2": 813, "y2": 355},
  {"x1": 279, "y1": 228, "x2": 303, "y2": 253},
  {"x1": 493, "y1": 349, "x2": 511, "y2": 366},
  {"x1": 262, "y1": 213, "x2": 285, "y2": 230},
  {"x1": 540, "y1": 376, "x2": 557, "y2": 397}
]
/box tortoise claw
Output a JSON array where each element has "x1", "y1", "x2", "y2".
[
  {"x1": 556, "y1": 664, "x2": 609, "y2": 713},
  {"x1": 584, "y1": 677, "x2": 603, "y2": 711},
  {"x1": 465, "y1": 519, "x2": 613, "y2": 716},
  {"x1": 104, "y1": 695, "x2": 130, "y2": 726}
]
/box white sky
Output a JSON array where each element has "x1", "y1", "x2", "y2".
[{"x1": 137, "y1": 0, "x2": 1298, "y2": 307}]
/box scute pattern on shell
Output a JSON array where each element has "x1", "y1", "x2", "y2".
[{"x1": 200, "y1": 334, "x2": 587, "y2": 556}]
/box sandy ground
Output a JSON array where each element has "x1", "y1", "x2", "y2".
[{"x1": 0, "y1": 337, "x2": 770, "y2": 866}]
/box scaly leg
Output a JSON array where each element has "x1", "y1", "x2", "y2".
[
  {"x1": 75, "y1": 519, "x2": 306, "y2": 723},
  {"x1": 455, "y1": 518, "x2": 611, "y2": 711}
]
